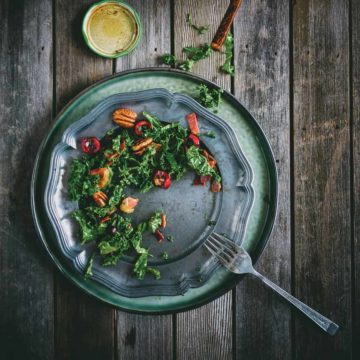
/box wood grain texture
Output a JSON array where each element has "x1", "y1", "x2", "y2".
[
  {"x1": 174, "y1": 2, "x2": 233, "y2": 359},
  {"x1": 0, "y1": 0, "x2": 54, "y2": 359},
  {"x1": 115, "y1": 2, "x2": 173, "y2": 359},
  {"x1": 116, "y1": 314, "x2": 173, "y2": 360},
  {"x1": 351, "y1": 0, "x2": 359, "y2": 358},
  {"x1": 233, "y1": 0, "x2": 291, "y2": 358},
  {"x1": 293, "y1": 0, "x2": 351, "y2": 358},
  {"x1": 115, "y1": 0, "x2": 171, "y2": 71},
  {"x1": 55, "y1": 1, "x2": 114, "y2": 359}
]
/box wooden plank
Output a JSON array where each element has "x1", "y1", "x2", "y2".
[
  {"x1": 351, "y1": 0, "x2": 359, "y2": 358},
  {"x1": 116, "y1": 314, "x2": 173, "y2": 359},
  {"x1": 173, "y1": 2, "x2": 233, "y2": 360},
  {"x1": 0, "y1": 0, "x2": 54, "y2": 359},
  {"x1": 293, "y1": 0, "x2": 351, "y2": 358},
  {"x1": 115, "y1": 0, "x2": 171, "y2": 70},
  {"x1": 233, "y1": 0, "x2": 292, "y2": 358},
  {"x1": 55, "y1": 1, "x2": 114, "y2": 359},
  {"x1": 114, "y1": 2, "x2": 173, "y2": 359}
]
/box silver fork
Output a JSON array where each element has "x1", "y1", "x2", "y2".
[{"x1": 205, "y1": 232, "x2": 339, "y2": 335}]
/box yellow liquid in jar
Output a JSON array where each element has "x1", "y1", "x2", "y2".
[{"x1": 87, "y1": 3, "x2": 138, "y2": 55}]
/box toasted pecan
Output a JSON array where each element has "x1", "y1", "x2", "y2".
[
  {"x1": 132, "y1": 137, "x2": 153, "y2": 152},
  {"x1": 113, "y1": 108, "x2": 137, "y2": 128},
  {"x1": 93, "y1": 191, "x2": 108, "y2": 207}
]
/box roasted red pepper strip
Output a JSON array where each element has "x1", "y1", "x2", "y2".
[
  {"x1": 134, "y1": 120, "x2": 152, "y2": 136},
  {"x1": 161, "y1": 213, "x2": 167, "y2": 228},
  {"x1": 80, "y1": 137, "x2": 101, "y2": 154},
  {"x1": 155, "y1": 229, "x2": 164, "y2": 242},
  {"x1": 153, "y1": 170, "x2": 171, "y2": 189},
  {"x1": 188, "y1": 133, "x2": 200, "y2": 147},
  {"x1": 186, "y1": 113, "x2": 200, "y2": 135}
]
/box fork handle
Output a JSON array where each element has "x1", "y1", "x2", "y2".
[{"x1": 251, "y1": 270, "x2": 339, "y2": 335}]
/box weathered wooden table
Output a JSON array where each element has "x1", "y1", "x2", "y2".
[{"x1": 1, "y1": 0, "x2": 358, "y2": 359}]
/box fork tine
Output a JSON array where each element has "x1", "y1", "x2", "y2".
[
  {"x1": 206, "y1": 239, "x2": 231, "y2": 260},
  {"x1": 208, "y1": 234, "x2": 236, "y2": 257},
  {"x1": 204, "y1": 244, "x2": 229, "y2": 265},
  {"x1": 213, "y1": 232, "x2": 239, "y2": 251}
]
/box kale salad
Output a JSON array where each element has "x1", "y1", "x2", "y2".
[{"x1": 68, "y1": 108, "x2": 221, "y2": 280}]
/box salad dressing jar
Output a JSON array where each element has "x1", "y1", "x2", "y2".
[{"x1": 83, "y1": 1, "x2": 141, "y2": 58}]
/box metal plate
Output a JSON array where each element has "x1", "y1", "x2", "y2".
[
  {"x1": 31, "y1": 68, "x2": 277, "y2": 313},
  {"x1": 45, "y1": 89, "x2": 254, "y2": 297}
]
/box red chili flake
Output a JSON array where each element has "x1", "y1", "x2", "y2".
[
  {"x1": 160, "y1": 213, "x2": 167, "y2": 228},
  {"x1": 134, "y1": 120, "x2": 152, "y2": 136},
  {"x1": 120, "y1": 139, "x2": 126, "y2": 151},
  {"x1": 80, "y1": 137, "x2": 101, "y2": 154},
  {"x1": 99, "y1": 216, "x2": 111, "y2": 224},
  {"x1": 155, "y1": 229, "x2": 164, "y2": 242}
]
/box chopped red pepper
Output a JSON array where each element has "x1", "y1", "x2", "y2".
[
  {"x1": 99, "y1": 216, "x2": 111, "y2": 224},
  {"x1": 186, "y1": 113, "x2": 200, "y2": 135},
  {"x1": 80, "y1": 137, "x2": 101, "y2": 154},
  {"x1": 155, "y1": 229, "x2": 164, "y2": 242},
  {"x1": 193, "y1": 175, "x2": 212, "y2": 186},
  {"x1": 188, "y1": 133, "x2": 200, "y2": 147},
  {"x1": 134, "y1": 120, "x2": 152, "y2": 136},
  {"x1": 202, "y1": 149, "x2": 217, "y2": 168},
  {"x1": 153, "y1": 170, "x2": 171, "y2": 189},
  {"x1": 160, "y1": 213, "x2": 167, "y2": 228},
  {"x1": 120, "y1": 139, "x2": 126, "y2": 151},
  {"x1": 211, "y1": 181, "x2": 222, "y2": 193}
]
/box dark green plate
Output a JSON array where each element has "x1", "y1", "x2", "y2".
[{"x1": 31, "y1": 68, "x2": 277, "y2": 313}]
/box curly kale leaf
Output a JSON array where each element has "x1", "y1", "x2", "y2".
[
  {"x1": 197, "y1": 84, "x2": 223, "y2": 110},
  {"x1": 72, "y1": 210, "x2": 107, "y2": 244},
  {"x1": 148, "y1": 211, "x2": 163, "y2": 233},
  {"x1": 183, "y1": 43, "x2": 212, "y2": 62},
  {"x1": 160, "y1": 53, "x2": 177, "y2": 66},
  {"x1": 84, "y1": 254, "x2": 95, "y2": 279},
  {"x1": 68, "y1": 158, "x2": 99, "y2": 200},
  {"x1": 133, "y1": 252, "x2": 150, "y2": 280},
  {"x1": 186, "y1": 146, "x2": 221, "y2": 182},
  {"x1": 220, "y1": 33, "x2": 235, "y2": 76},
  {"x1": 186, "y1": 13, "x2": 209, "y2": 35}
]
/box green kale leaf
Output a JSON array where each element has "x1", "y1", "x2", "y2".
[
  {"x1": 186, "y1": 13, "x2": 209, "y2": 35},
  {"x1": 220, "y1": 33, "x2": 235, "y2": 76},
  {"x1": 160, "y1": 53, "x2": 177, "y2": 66},
  {"x1": 68, "y1": 158, "x2": 99, "y2": 200},
  {"x1": 148, "y1": 211, "x2": 163, "y2": 233},
  {"x1": 186, "y1": 145, "x2": 221, "y2": 182},
  {"x1": 197, "y1": 84, "x2": 223, "y2": 110}
]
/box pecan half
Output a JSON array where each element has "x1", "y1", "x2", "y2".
[
  {"x1": 90, "y1": 167, "x2": 111, "y2": 189},
  {"x1": 132, "y1": 137, "x2": 153, "y2": 152},
  {"x1": 93, "y1": 191, "x2": 108, "y2": 207},
  {"x1": 113, "y1": 108, "x2": 137, "y2": 128}
]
